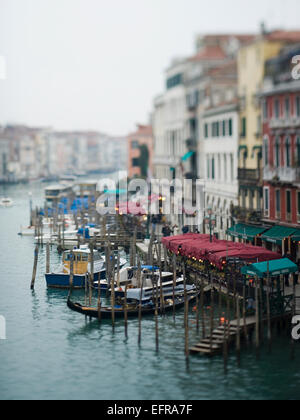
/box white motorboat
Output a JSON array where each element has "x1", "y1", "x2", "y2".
[{"x1": 0, "y1": 197, "x2": 13, "y2": 207}]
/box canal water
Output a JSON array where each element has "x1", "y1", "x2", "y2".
[{"x1": 0, "y1": 181, "x2": 300, "y2": 400}]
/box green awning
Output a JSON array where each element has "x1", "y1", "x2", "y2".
[
  {"x1": 181, "y1": 151, "x2": 194, "y2": 162},
  {"x1": 261, "y1": 226, "x2": 299, "y2": 245},
  {"x1": 241, "y1": 258, "x2": 298, "y2": 278},
  {"x1": 291, "y1": 229, "x2": 300, "y2": 242},
  {"x1": 238, "y1": 145, "x2": 248, "y2": 158},
  {"x1": 227, "y1": 224, "x2": 268, "y2": 240},
  {"x1": 251, "y1": 145, "x2": 262, "y2": 158}
]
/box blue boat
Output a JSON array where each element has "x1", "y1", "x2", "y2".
[{"x1": 45, "y1": 245, "x2": 127, "y2": 289}]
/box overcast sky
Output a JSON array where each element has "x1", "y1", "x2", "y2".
[{"x1": 0, "y1": 0, "x2": 300, "y2": 135}]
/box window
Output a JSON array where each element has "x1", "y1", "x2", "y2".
[
  {"x1": 131, "y1": 140, "x2": 139, "y2": 149},
  {"x1": 274, "y1": 99, "x2": 280, "y2": 119},
  {"x1": 296, "y1": 96, "x2": 300, "y2": 117},
  {"x1": 132, "y1": 158, "x2": 139, "y2": 167},
  {"x1": 285, "y1": 97, "x2": 290, "y2": 118},
  {"x1": 276, "y1": 189, "x2": 281, "y2": 216},
  {"x1": 297, "y1": 191, "x2": 300, "y2": 221},
  {"x1": 275, "y1": 137, "x2": 281, "y2": 167},
  {"x1": 296, "y1": 137, "x2": 300, "y2": 167},
  {"x1": 241, "y1": 117, "x2": 246, "y2": 137},
  {"x1": 212, "y1": 157, "x2": 215, "y2": 180},
  {"x1": 286, "y1": 190, "x2": 292, "y2": 217},
  {"x1": 223, "y1": 121, "x2": 226, "y2": 136},
  {"x1": 264, "y1": 187, "x2": 270, "y2": 216},
  {"x1": 229, "y1": 119, "x2": 233, "y2": 136},
  {"x1": 204, "y1": 123, "x2": 209, "y2": 139},
  {"x1": 263, "y1": 100, "x2": 268, "y2": 120},
  {"x1": 285, "y1": 137, "x2": 291, "y2": 167},
  {"x1": 264, "y1": 137, "x2": 269, "y2": 166}
]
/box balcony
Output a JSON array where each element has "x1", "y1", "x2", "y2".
[
  {"x1": 264, "y1": 166, "x2": 300, "y2": 183},
  {"x1": 269, "y1": 117, "x2": 300, "y2": 129},
  {"x1": 238, "y1": 168, "x2": 261, "y2": 184}
]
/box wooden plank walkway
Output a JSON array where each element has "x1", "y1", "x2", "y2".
[{"x1": 190, "y1": 317, "x2": 256, "y2": 356}]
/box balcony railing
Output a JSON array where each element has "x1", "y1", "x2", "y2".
[
  {"x1": 264, "y1": 166, "x2": 300, "y2": 183},
  {"x1": 238, "y1": 168, "x2": 261, "y2": 183},
  {"x1": 269, "y1": 117, "x2": 300, "y2": 129}
]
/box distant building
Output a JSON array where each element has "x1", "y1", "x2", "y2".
[{"x1": 128, "y1": 124, "x2": 153, "y2": 178}]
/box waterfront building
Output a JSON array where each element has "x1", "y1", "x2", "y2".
[
  {"x1": 202, "y1": 61, "x2": 239, "y2": 238},
  {"x1": 237, "y1": 30, "x2": 300, "y2": 221},
  {"x1": 260, "y1": 44, "x2": 300, "y2": 259},
  {"x1": 128, "y1": 124, "x2": 153, "y2": 179}
]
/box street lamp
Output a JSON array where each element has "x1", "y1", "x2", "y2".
[{"x1": 204, "y1": 207, "x2": 216, "y2": 243}]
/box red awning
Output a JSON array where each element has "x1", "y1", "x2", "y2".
[
  {"x1": 163, "y1": 234, "x2": 281, "y2": 268},
  {"x1": 209, "y1": 247, "x2": 281, "y2": 269}
]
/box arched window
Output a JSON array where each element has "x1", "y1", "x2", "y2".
[
  {"x1": 285, "y1": 137, "x2": 291, "y2": 168},
  {"x1": 263, "y1": 136, "x2": 269, "y2": 166},
  {"x1": 274, "y1": 136, "x2": 280, "y2": 167}
]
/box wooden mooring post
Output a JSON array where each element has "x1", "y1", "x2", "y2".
[
  {"x1": 46, "y1": 242, "x2": 50, "y2": 274},
  {"x1": 30, "y1": 246, "x2": 39, "y2": 290}
]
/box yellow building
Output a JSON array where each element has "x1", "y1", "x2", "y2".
[{"x1": 237, "y1": 31, "x2": 300, "y2": 219}]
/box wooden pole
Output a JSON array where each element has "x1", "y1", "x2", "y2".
[
  {"x1": 46, "y1": 242, "x2": 50, "y2": 274},
  {"x1": 236, "y1": 295, "x2": 241, "y2": 367},
  {"x1": 111, "y1": 255, "x2": 116, "y2": 332},
  {"x1": 173, "y1": 254, "x2": 177, "y2": 323},
  {"x1": 89, "y1": 240, "x2": 94, "y2": 307},
  {"x1": 242, "y1": 283, "x2": 249, "y2": 346},
  {"x1": 124, "y1": 284, "x2": 128, "y2": 339},
  {"x1": 183, "y1": 263, "x2": 189, "y2": 362},
  {"x1": 255, "y1": 276, "x2": 260, "y2": 360},
  {"x1": 201, "y1": 277, "x2": 206, "y2": 339},
  {"x1": 266, "y1": 261, "x2": 272, "y2": 354},
  {"x1": 155, "y1": 279, "x2": 159, "y2": 353},
  {"x1": 97, "y1": 271, "x2": 102, "y2": 323},
  {"x1": 68, "y1": 252, "x2": 74, "y2": 300},
  {"x1": 138, "y1": 262, "x2": 144, "y2": 347},
  {"x1": 30, "y1": 246, "x2": 39, "y2": 290},
  {"x1": 158, "y1": 243, "x2": 165, "y2": 316}
]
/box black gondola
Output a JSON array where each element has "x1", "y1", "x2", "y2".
[{"x1": 67, "y1": 292, "x2": 199, "y2": 319}]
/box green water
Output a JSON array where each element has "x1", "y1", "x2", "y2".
[{"x1": 0, "y1": 182, "x2": 300, "y2": 400}]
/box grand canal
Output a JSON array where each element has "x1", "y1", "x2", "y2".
[{"x1": 0, "y1": 181, "x2": 300, "y2": 400}]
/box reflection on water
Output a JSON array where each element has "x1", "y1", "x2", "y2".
[{"x1": 0, "y1": 181, "x2": 300, "y2": 400}]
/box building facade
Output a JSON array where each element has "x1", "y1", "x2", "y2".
[
  {"x1": 203, "y1": 102, "x2": 239, "y2": 238},
  {"x1": 261, "y1": 45, "x2": 300, "y2": 257},
  {"x1": 237, "y1": 30, "x2": 300, "y2": 221},
  {"x1": 128, "y1": 124, "x2": 153, "y2": 179}
]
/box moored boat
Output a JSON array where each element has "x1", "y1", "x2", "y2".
[
  {"x1": 67, "y1": 291, "x2": 199, "y2": 319},
  {"x1": 0, "y1": 197, "x2": 13, "y2": 207},
  {"x1": 45, "y1": 245, "x2": 127, "y2": 288}
]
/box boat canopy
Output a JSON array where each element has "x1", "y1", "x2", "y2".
[{"x1": 241, "y1": 258, "x2": 298, "y2": 278}]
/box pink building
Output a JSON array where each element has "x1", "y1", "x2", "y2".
[{"x1": 128, "y1": 125, "x2": 153, "y2": 178}]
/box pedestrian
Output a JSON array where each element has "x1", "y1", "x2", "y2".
[
  {"x1": 162, "y1": 224, "x2": 171, "y2": 237},
  {"x1": 182, "y1": 225, "x2": 189, "y2": 234},
  {"x1": 151, "y1": 215, "x2": 158, "y2": 234},
  {"x1": 172, "y1": 224, "x2": 179, "y2": 236}
]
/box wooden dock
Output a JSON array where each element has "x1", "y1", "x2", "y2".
[{"x1": 190, "y1": 317, "x2": 256, "y2": 356}]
